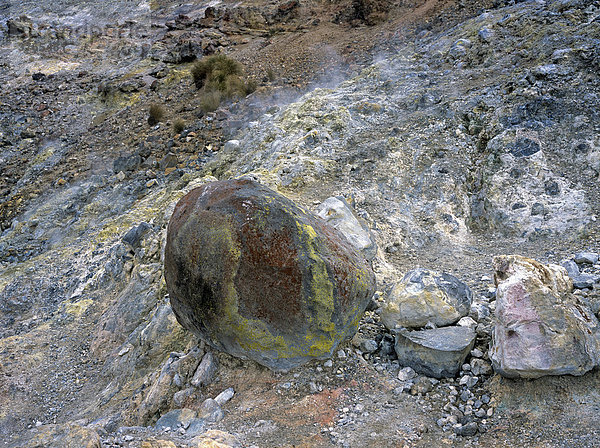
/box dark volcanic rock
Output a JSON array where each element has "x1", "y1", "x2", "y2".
[
  {"x1": 394, "y1": 326, "x2": 477, "y2": 378},
  {"x1": 164, "y1": 179, "x2": 376, "y2": 371}
]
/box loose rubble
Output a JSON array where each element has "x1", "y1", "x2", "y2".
[{"x1": 1, "y1": 0, "x2": 600, "y2": 446}]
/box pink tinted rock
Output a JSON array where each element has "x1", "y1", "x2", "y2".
[{"x1": 490, "y1": 255, "x2": 600, "y2": 378}]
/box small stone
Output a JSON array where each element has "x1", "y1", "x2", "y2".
[
  {"x1": 470, "y1": 348, "x2": 484, "y2": 358},
  {"x1": 214, "y1": 387, "x2": 235, "y2": 405},
  {"x1": 146, "y1": 179, "x2": 158, "y2": 188},
  {"x1": 481, "y1": 394, "x2": 490, "y2": 404},
  {"x1": 173, "y1": 387, "x2": 197, "y2": 408},
  {"x1": 397, "y1": 366, "x2": 417, "y2": 381},
  {"x1": 457, "y1": 316, "x2": 477, "y2": 328},
  {"x1": 470, "y1": 358, "x2": 492, "y2": 376},
  {"x1": 116, "y1": 171, "x2": 126, "y2": 181},
  {"x1": 475, "y1": 409, "x2": 486, "y2": 418},
  {"x1": 531, "y1": 202, "x2": 545, "y2": 216},
  {"x1": 113, "y1": 154, "x2": 141, "y2": 173},
  {"x1": 159, "y1": 152, "x2": 178, "y2": 170},
  {"x1": 359, "y1": 339, "x2": 378, "y2": 354},
  {"x1": 469, "y1": 302, "x2": 490, "y2": 322},
  {"x1": 487, "y1": 408, "x2": 494, "y2": 417},
  {"x1": 478, "y1": 27, "x2": 494, "y2": 42},
  {"x1": 455, "y1": 422, "x2": 478, "y2": 436},
  {"x1": 224, "y1": 140, "x2": 240, "y2": 151},
  {"x1": 324, "y1": 360, "x2": 333, "y2": 368},
  {"x1": 337, "y1": 350, "x2": 346, "y2": 359},
  {"x1": 410, "y1": 377, "x2": 433, "y2": 395},
  {"x1": 122, "y1": 222, "x2": 152, "y2": 248}
]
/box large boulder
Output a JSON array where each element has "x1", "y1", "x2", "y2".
[
  {"x1": 164, "y1": 179, "x2": 376, "y2": 371},
  {"x1": 380, "y1": 269, "x2": 472, "y2": 329},
  {"x1": 490, "y1": 255, "x2": 600, "y2": 378}
]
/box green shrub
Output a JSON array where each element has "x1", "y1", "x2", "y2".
[
  {"x1": 173, "y1": 118, "x2": 186, "y2": 134},
  {"x1": 148, "y1": 103, "x2": 165, "y2": 125}
]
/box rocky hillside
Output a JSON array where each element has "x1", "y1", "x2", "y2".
[{"x1": 1, "y1": 0, "x2": 600, "y2": 447}]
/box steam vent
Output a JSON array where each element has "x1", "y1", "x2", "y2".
[{"x1": 164, "y1": 179, "x2": 376, "y2": 371}]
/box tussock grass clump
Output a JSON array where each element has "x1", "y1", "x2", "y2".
[
  {"x1": 199, "y1": 90, "x2": 222, "y2": 113},
  {"x1": 148, "y1": 103, "x2": 165, "y2": 125},
  {"x1": 191, "y1": 54, "x2": 256, "y2": 112},
  {"x1": 173, "y1": 118, "x2": 186, "y2": 134},
  {"x1": 192, "y1": 54, "x2": 242, "y2": 90}
]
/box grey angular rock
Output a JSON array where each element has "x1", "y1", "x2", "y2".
[
  {"x1": 394, "y1": 326, "x2": 477, "y2": 378},
  {"x1": 381, "y1": 269, "x2": 472, "y2": 329},
  {"x1": 198, "y1": 398, "x2": 224, "y2": 422},
  {"x1": 454, "y1": 422, "x2": 478, "y2": 437},
  {"x1": 490, "y1": 255, "x2": 600, "y2": 378},
  {"x1": 172, "y1": 387, "x2": 197, "y2": 408},
  {"x1": 315, "y1": 196, "x2": 377, "y2": 261},
  {"x1": 397, "y1": 366, "x2": 417, "y2": 381},
  {"x1": 155, "y1": 408, "x2": 197, "y2": 431},
  {"x1": 470, "y1": 358, "x2": 492, "y2": 376},
  {"x1": 122, "y1": 222, "x2": 152, "y2": 248},
  {"x1": 359, "y1": 339, "x2": 378, "y2": 354},
  {"x1": 572, "y1": 274, "x2": 599, "y2": 289},
  {"x1": 185, "y1": 418, "x2": 206, "y2": 436},
  {"x1": 574, "y1": 252, "x2": 599, "y2": 265},
  {"x1": 113, "y1": 154, "x2": 141, "y2": 173},
  {"x1": 214, "y1": 387, "x2": 235, "y2": 406},
  {"x1": 560, "y1": 259, "x2": 580, "y2": 278},
  {"x1": 191, "y1": 352, "x2": 218, "y2": 387},
  {"x1": 469, "y1": 302, "x2": 490, "y2": 322}
]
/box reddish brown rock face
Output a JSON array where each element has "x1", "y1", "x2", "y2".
[{"x1": 164, "y1": 179, "x2": 376, "y2": 371}]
